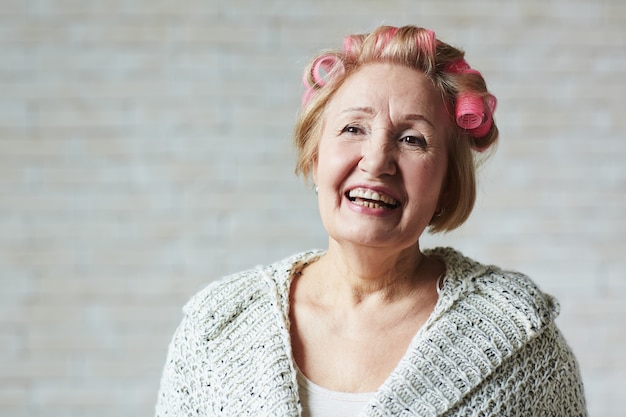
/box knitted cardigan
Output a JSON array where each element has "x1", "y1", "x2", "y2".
[{"x1": 155, "y1": 248, "x2": 587, "y2": 416}]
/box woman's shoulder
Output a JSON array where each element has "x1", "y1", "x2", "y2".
[
  {"x1": 181, "y1": 249, "x2": 324, "y2": 336},
  {"x1": 427, "y1": 247, "x2": 559, "y2": 335}
]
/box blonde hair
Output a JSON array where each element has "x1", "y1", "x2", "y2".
[{"x1": 294, "y1": 25, "x2": 499, "y2": 233}]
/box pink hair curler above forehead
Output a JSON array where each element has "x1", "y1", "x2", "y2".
[
  {"x1": 418, "y1": 29, "x2": 437, "y2": 56},
  {"x1": 343, "y1": 36, "x2": 352, "y2": 54},
  {"x1": 311, "y1": 55, "x2": 343, "y2": 87},
  {"x1": 374, "y1": 27, "x2": 398, "y2": 50},
  {"x1": 301, "y1": 54, "x2": 345, "y2": 107}
]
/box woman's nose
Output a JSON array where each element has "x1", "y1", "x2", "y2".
[{"x1": 358, "y1": 131, "x2": 397, "y2": 177}]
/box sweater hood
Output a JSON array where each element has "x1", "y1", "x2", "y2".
[
  {"x1": 367, "y1": 247, "x2": 561, "y2": 416},
  {"x1": 183, "y1": 250, "x2": 324, "y2": 340}
]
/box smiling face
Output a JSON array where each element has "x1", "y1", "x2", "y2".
[{"x1": 313, "y1": 63, "x2": 451, "y2": 251}]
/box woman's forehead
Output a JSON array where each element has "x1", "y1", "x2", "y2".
[{"x1": 326, "y1": 63, "x2": 446, "y2": 123}]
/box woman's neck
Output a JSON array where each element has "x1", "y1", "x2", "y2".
[{"x1": 311, "y1": 239, "x2": 429, "y2": 306}]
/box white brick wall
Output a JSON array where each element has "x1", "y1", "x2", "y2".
[{"x1": 1, "y1": 1, "x2": 623, "y2": 415}]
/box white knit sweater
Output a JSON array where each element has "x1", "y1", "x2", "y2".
[{"x1": 155, "y1": 248, "x2": 587, "y2": 416}]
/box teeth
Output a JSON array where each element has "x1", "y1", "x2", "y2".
[
  {"x1": 348, "y1": 188, "x2": 398, "y2": 206},
  {"x1": 353, "y1": 200, "x2": 386, "y2": 209}
]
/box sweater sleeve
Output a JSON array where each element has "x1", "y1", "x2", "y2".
[
  {"x1": 444, "y1": 322, "x2": 587, "y2": 417},
  {"x1": 155, "y1": 312, "x2": 215, "y2": 417}
]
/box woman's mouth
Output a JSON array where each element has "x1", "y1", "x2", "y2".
[{"x1": 346, "y1": 188, "x2": 400, "y2": 209}]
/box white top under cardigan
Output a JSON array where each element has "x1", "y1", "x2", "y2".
[
  {"x1": 155, "y1": 247, "x2": 587, "y2": 417},
  {"x1": 296, "y1": 367, "x2": 373, "y2": 417}
]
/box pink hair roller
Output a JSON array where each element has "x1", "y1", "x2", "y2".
[
  {"x1": 456, "y1": 93, "x2": 485, "y2": 130},
  {"x1": 311, "y1": 55, "x2": 342, "y2": 87},
  {"x1": 445, "y1": 59, "x2": 481, "y2": 76},
  {"x1": 375, "y1": 27, "x2": 398, "y2": 50},
  {"x1": 455, "y1": 93, "x2": 497, "y2": 139},
  {"x1": 418, "y1": 29, "x2": 437, "y2": 56},
  {"x1": 446, "y1": 58, "x2": 497, "y2": 143},
  {"x1": 301, "y1": 55, "x2": 345, "y2": 107},
  {"x1": 343, "y1": 36, "x2": 352, "y2": 54},
  {"x1": 343, "y1": 35, "x2": 364, "y2": 56}
]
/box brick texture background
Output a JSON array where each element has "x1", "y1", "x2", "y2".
[{"x1": 1, "y1": 0, "x2": 624, "y2": 416}]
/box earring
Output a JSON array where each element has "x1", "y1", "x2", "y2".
[{"x1": 314, "y1": 186, "x2": 319, "y2": 195}]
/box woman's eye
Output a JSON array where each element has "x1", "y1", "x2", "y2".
[
  {"x1": 399, "y1": 135, "x2": 427, "y2": 148},
  {"x1": 341, "y1": 125, "x2": 362, "y2": 135}
]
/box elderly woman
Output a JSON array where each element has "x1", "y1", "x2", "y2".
[{"x1": 156, "y1": 25, "x2": 586, "y2": 416}]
